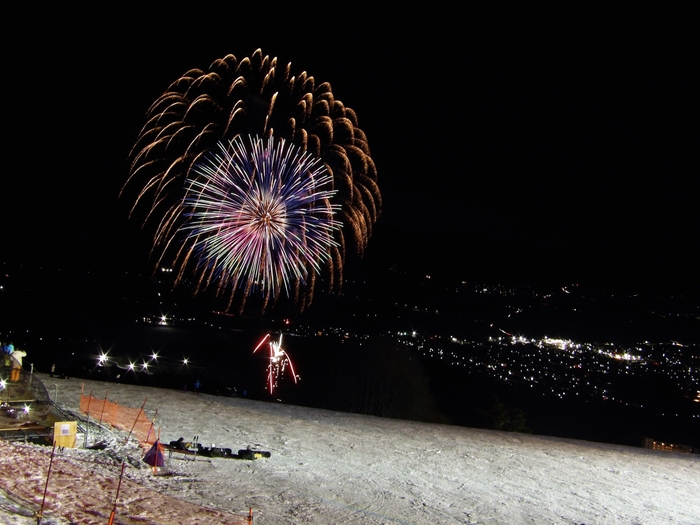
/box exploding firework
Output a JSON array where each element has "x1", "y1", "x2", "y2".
[
  {"x1": 253, "y1": 333, "x2": 298, "y2": 394},
  {"x1": 179, "y1": 135, "x2": 342, "y2": 307},
  {"x1": 123, "y1": 49, "x2": 381, "y2": 311}
]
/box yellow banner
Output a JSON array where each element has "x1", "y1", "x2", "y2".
[{"x1": 53, "y1": 421, "x2": 77, "y2": 448}]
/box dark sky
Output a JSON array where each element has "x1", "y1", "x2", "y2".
[{"x1": 3, "y1": 7, "x2": 696, "y2": 292}]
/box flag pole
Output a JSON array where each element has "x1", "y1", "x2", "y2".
[
  {"x1": 108, "y1": 461, "x2": 126, "y2": 525},
  {"x1": 36, "y1": 442, "x2": 57, "y2": 524},
  {"x1": 125, "y1": 397, "x2": 148, "y2": 445}
]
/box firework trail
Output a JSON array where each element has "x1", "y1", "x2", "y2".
[
  {"x1": 253, "y1": 333, "x2": 298, "y2": 394},
  {"x1": 123, "y1": 49, "x2": 381, "y2": 311}
]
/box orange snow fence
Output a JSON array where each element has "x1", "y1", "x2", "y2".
[{"x1": 79, "y1": 386, "x2": 158, "y2": 446}]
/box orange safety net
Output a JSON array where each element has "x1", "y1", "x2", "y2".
[{"x1": 79, "y1": 391, "x2": 158, "y2": 446}]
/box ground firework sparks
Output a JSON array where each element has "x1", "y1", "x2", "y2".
[
  {"x1": 182, "y1": 135, "x2": 341, "y2": 302},
  {"x1": 123, "y1": 49, "x2": 381, "y2": 312},
  {"x1": 253, "y1": 333, "x2": 298, "y2": 394}
]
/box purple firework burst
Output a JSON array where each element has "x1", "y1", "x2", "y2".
[
  {"x1": 124, "y1": 50, "x2": 382, "y2": 313},
  {"x1": 175, "y1": 135, "x2": 341, "y2": 309}
]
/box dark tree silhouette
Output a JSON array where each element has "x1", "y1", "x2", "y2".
[{"x1": 303, "y1": 338, "x2": 446, "y2": 423}]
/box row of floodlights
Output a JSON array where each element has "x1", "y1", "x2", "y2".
[{"x1": 97, "y1": 352, "x2": 190, "y2": 371}]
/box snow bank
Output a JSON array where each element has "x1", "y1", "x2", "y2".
[{"x1": 1, "y1": 374, "x2": 697, "y2": 524}]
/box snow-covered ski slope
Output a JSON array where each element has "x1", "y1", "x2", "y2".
[{"x1": 2, "y1": 374, "x2": 698, "y2": 524}]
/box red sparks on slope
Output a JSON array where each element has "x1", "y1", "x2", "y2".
[{"x1": 253, "y1": 334, "x2": 299, "y2": 394}]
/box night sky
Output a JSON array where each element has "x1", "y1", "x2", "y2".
[{"x1": 3, "y1": 7, "x2": 696, "y2": 293}]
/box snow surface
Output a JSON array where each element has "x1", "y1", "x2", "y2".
[{"x1": 1, "y1": 373, "x2": 699, "y2": 524}]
